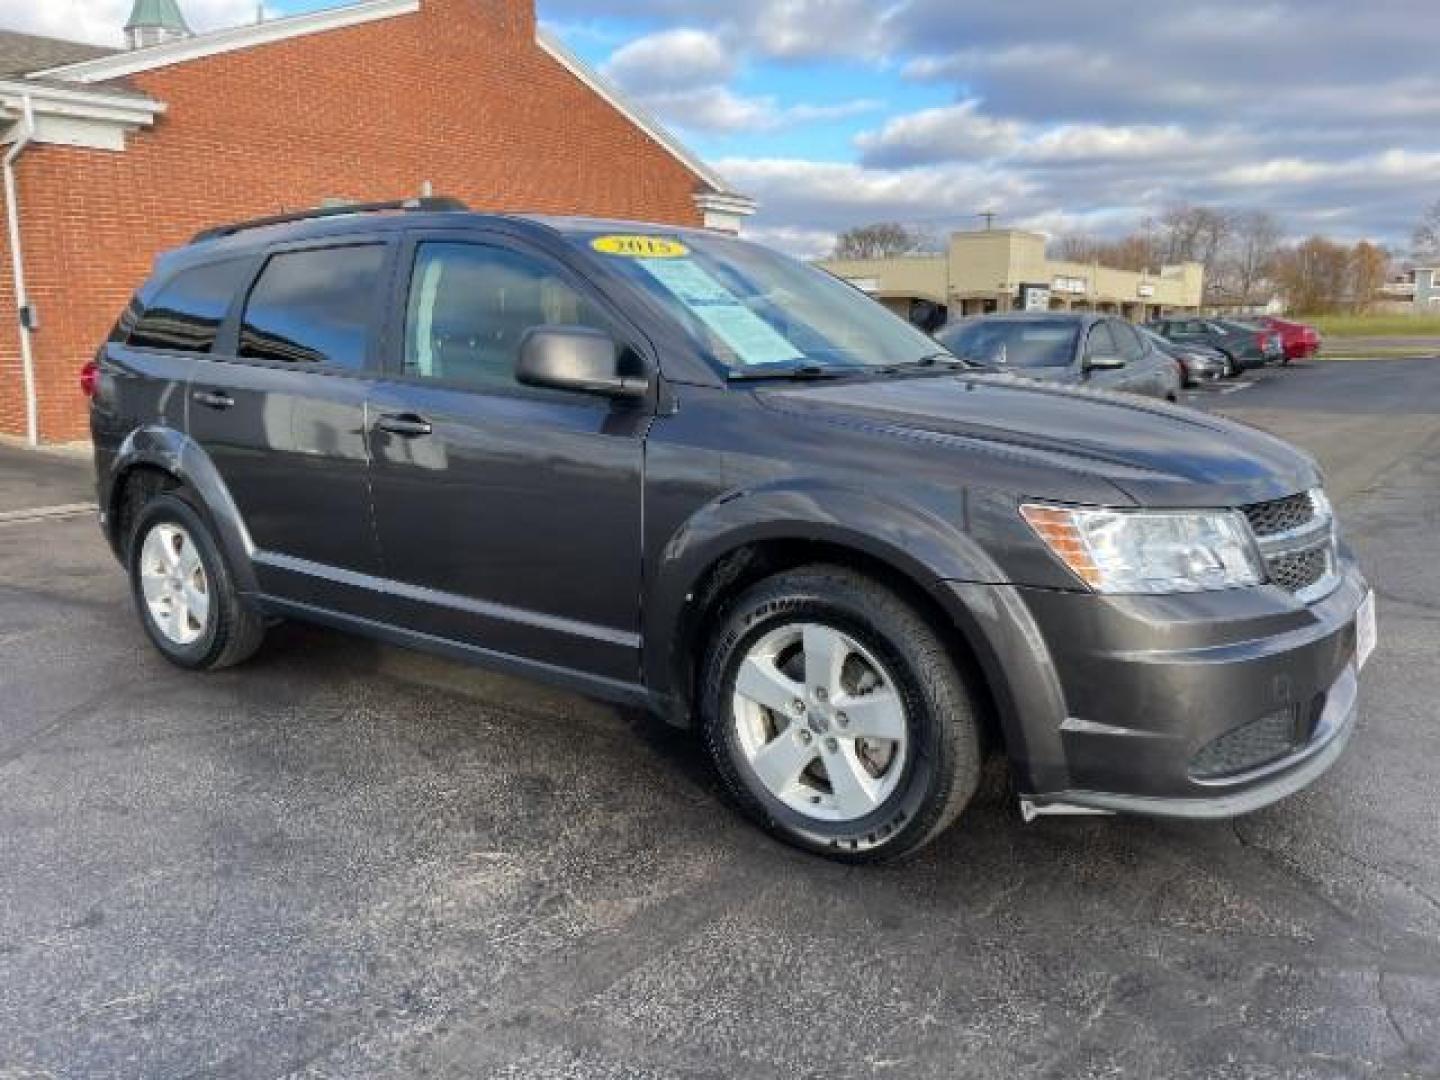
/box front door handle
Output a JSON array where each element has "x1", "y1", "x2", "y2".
[
  {"x1": 193, "y1": 389, "x2": 234, "y2": 410},
  {"x1": 376, "y1": 413, "x2": 433, "y2": 438}
]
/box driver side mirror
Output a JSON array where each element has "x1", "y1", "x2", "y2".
[
  {"x1": 517, "y1": 326, "x2": 651, "y2": 401},
  {"x1": 1085, "y1": 351, "x2": 1126, "y2": 371}
]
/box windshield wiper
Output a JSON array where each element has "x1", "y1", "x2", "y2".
[
  {"x1": 880, "y1": 352, "x2": 987, "y2": 373},
  {"x1": 727, "y1": 364, "x2": 857, "y2": 382}
]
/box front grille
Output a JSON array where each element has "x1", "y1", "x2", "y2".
[
  {"x1": 1269, "y1": 545, "x2": 1331, "y2": 594},
  {"x1": 1244, "y1": 492, "x2": 1315, "y2": 537},
  {"x1": 1190, "y1": 705, "x2": 1302, "y2": 779},
  {"x1": 1242, "y1": 491, "x2": 1338, "y2": 599}
]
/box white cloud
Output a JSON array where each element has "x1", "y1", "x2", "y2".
[
  {"x1": 856, "y1": 96, "x2": 1242, "y2": 170},
  {"x1": 717, "y1": 156, "x2": 1033, "y2": 222},
  {"x1": 749, "y1": 0, "x2": 898, "y2": 60},
  {"x1": 601, "y1": 25, "x2": 880, "y2": 135},
  {"x1": 1017, "y1": 123, "x2": 1229, "y2": 163},
  {"x1": 855, "y1": 100, "x2": 1021, "y2": 164},
  {"x1": 1217, "y1": 149, "x2": 1440, "y2": 188},
  {"x1": 601, "y1": 27, "x2": 734, "y2": 95},
  {"x1": 635, "y1": 86, "x2": 880, "y2": 134}
]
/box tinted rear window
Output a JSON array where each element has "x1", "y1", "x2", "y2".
[
  {"x1": 937, "y1": 319, "x2": 1079, "y2": 368},
  {"x1": 126, "y1": 260, "x2": 251, "y2": 353},
  {"x1": 239, "y1": 245, "x2": 386, "y2": 369}
]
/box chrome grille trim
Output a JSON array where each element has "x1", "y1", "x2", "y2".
[
  {"x1": 1243, "y1": 489, "x2": 1340, "y2": 602},
  {"x1": 1243, "y1": 492, "x2": 1315, "y2": 537}
]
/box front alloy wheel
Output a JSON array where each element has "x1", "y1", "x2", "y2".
[
  {"x1": 732, "y1": 622, "x2": 908, "y2": 822},
  {"x1": 701, "y1": 565, "x2": 982, "y2": 861}
]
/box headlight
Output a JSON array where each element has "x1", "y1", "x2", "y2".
[{"x1": 1021, "y1": 503, "x2": 1263, "y2": 594}]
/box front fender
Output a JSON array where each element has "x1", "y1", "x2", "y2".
[
  {"x1": 105, "y1": 426, "x2": 258, "y2": 593},
  {"x1": 642, "y1": 479, "x2": 1008, "y2": 710}
]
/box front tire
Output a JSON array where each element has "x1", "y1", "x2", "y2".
[
  {"x1": 700, "y1": 566, "x2": 982, "y2": 862},
  {"x1": 128, "y1": 492, "x2": 265, "y2": 671}
]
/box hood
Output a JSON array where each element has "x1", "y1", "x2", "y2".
[{"x1": 757, "y1": 374, "x2": 1319, "y2": 508}]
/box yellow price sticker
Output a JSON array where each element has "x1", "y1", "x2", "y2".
[{"x1": 591, "y1": 235, "x2": 690, "y2": 259}]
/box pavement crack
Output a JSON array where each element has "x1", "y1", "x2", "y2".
[
  {"x1": 1232, "y1": 818, "x2": 1440, "y2": 946},
  {"x1": 0, "y1": 672, "x2": 150, "y2": 772},
  {"x1": 1377, "y1": 971, "x2": 1413, "y2": 1057}
]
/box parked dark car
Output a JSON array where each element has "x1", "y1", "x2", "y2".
[
  {"x1": 87, "y1": 200, "x2": 1376, "y2": 862},
  {"x1": 1222, "y1": 319, "x2": 1287, "y2": 365},
  {"x1": 934, "y1": 313, "x2": 1183, "y2": 401},
  {"x1": 1139, "y1": 326, "x2": 1228, "y2": 386},
  {"x1": 1148, "y1": 317, "x2": 1273, "y2": 373},
  {"x1": 1260, "y1": 316, "x2": 1322, "y2": 362}
]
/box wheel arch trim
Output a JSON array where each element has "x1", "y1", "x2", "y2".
[
  {"x1": 644, "y1": 481, "x2": 1013, "y2": 719},
  {"x1": 105, "y1": 425, "x2": 259, "y2": 593}
]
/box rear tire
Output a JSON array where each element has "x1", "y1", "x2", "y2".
[
  {"x1": 128, "y1": 492, "x2": 265, "y2": 671},
  {"x1": 699, "y1": 565, "x2": 982, "y2": 862}
]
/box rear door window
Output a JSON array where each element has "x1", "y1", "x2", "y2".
[
  {"x1": 126, "y1": 260, "x2": 251, "y2": 353},
  {"x1": 239, "y1": 245, "x2": 387, "y2": 370}
]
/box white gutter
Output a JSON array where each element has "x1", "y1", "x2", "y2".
[{"x1": 3, "y1": 94, "x2": 38, "y2": 446}]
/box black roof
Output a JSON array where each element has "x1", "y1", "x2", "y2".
[
  {"x1": 162, "y1": 200, "x2": 725, "y2": 281},
  {"x1": 183, "y1": 199, "x2": 724, "y2": 255}
]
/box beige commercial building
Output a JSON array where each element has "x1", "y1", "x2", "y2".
[{"x1": 821, "y1": 228, "x2": 1205, "y2": 327}]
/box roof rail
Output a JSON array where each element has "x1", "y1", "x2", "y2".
[{"x1": 191, "y1": 196, "x2": 470, "y2": 243}]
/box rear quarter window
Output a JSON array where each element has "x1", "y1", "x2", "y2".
[{"x1": 125, "y1": 259, "x2": 251, "y2": 353}]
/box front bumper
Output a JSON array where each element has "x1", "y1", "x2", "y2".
[
  {"x1": 1183, "y1": 357, "x2": 1227, "y2": 381},
  {"x1": 950, "y1": 556, "x2": 1370, "y2": 819}
]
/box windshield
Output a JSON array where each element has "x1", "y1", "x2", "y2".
[
  {"x1": 560, "y1": 229, "x2": 949, "y2": 373},
  {"x1": 935, "y1": 319, "x2": 1079, "y2": 369}
]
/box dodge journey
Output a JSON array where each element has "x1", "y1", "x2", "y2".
[{"x1": 89, "y1": 199, "x2": 1377, "y2": 861}]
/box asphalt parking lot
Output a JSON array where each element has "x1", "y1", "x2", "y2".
[{"x1": 1, "y1": 359, "x2": 1437, "y2": 1078}]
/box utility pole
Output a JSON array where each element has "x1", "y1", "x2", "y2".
[{"x1": 976, "y1": 210, "x2": 997, "y2": 231}]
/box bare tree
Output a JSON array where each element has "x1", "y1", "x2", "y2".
[
  {"x1": 1050, "y1": 234, "x2": 1103, "y2": 263},
  {"x1": 1049, "y1": 231, "x2": 1159, "y2": 272},
  {"x1": 1227, "y1": 211, "x2": 1282, "y2": 304},
  {"x1": 1415, "y1": 199, "x2": 1440, "y2": 261},
  {"x1": 832, "y1": 223, "x2": 932, "y2": 260},
  {"x1": 1157, "y1": 204, "x2": 1234, "y2": 299}
]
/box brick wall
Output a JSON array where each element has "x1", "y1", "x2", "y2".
[{"x1": 0, "y1": 0, "x2": 708, "y2": 441}]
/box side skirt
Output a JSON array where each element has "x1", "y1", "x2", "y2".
[{"x1": 255, "y1": 594, "x2": 654, "y2": 711}]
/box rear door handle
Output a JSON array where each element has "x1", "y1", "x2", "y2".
[
  {"x1": 193, "y1": 389, "x2": 234, "y2": 410},
  {"x1": 376, "y1": 413, "x2": 433, "y2": 438}
]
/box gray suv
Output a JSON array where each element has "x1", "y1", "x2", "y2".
[{"x1": 88, "y1": 200, "x2": 1377, "y2": 861}]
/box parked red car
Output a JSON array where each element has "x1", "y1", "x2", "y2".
[{"x1": 1260, "y1": 317, "x2": 1322, "y2": 362}]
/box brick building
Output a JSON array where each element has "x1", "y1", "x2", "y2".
[{"x1": 0, "y1": 0, "x2": 754, "y2": 443}]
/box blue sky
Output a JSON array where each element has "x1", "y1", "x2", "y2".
[{"x1": 14, "y1": 0, "x2": 1440, "y2": 258}]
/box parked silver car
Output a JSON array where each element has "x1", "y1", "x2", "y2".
[{"x1": 936, "y1": 313, "x2": 1183, "y2": 401}]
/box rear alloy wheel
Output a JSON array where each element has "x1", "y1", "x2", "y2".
[
  {"x1": 128, "y1": 492, "x2": 265, "y2": 671},
  {"x1": 138, "y1": 523, "x2": 211, "y2": 647},
  {"x1": 701, "y1": 566, "x2": 981, "y2": 862}
]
